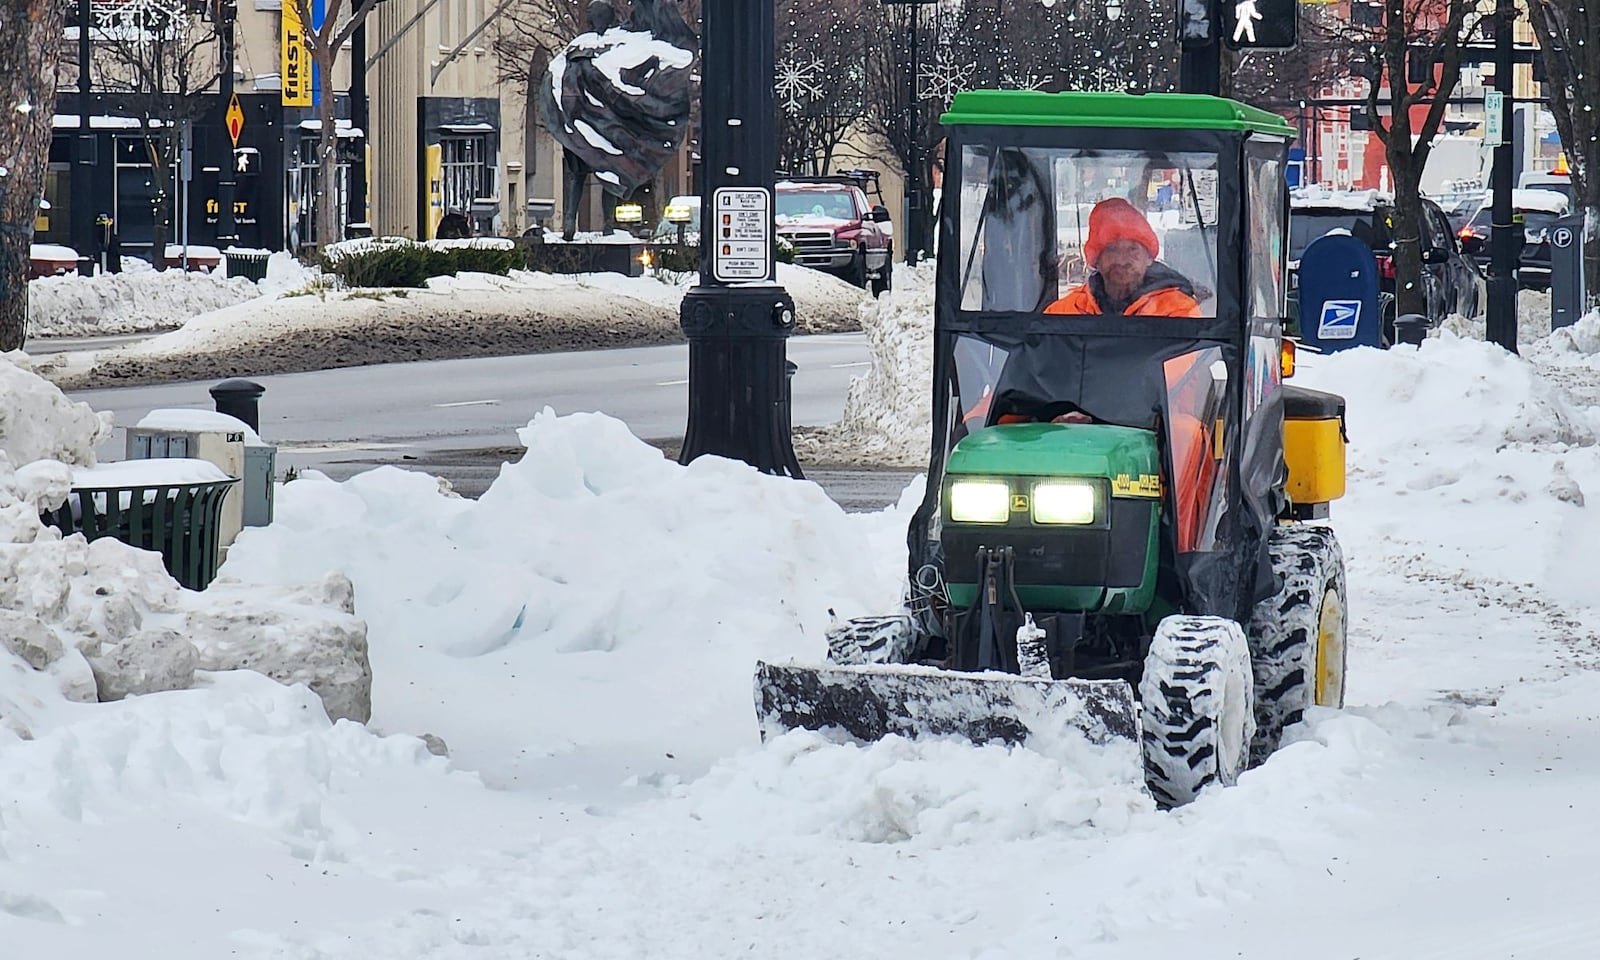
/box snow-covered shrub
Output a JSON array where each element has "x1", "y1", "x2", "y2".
[{"x1": 320, "y1": 239, "x2": 520, "y2": 288}]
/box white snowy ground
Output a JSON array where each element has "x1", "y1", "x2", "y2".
[{"x1": 7, "y1": 271, "x2": 1600, "y2": 956}]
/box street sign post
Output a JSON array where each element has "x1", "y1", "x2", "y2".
[
  {"x1": 711, "y1": 187, "x2": 772, "y2": 283},
  {"x1": 226, "y1": 93, "x2": 245, "y2": 148},
  {"x1": 1483, "y1": 90, "x2": 1505, "y2": 147}
]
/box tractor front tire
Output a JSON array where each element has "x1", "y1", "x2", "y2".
[
  {"x1": 1246, "y1": 524, "x2": 1348, "y2": 765},
  {"x1": 1139, "y1": 615, "x2": 1256, "y2": 808}
]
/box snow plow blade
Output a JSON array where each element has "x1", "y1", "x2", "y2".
[{"x1": 754, "y1": 661, "x2": 1140, "y2": 751}]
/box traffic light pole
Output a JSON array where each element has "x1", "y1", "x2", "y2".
[
  {"x1": 215, "y1": 0, "x2": 238, "y2": 245},
  {"x1": 1180, "y1": 26, "x2": 1222, "y2": 96},
  {"x1": 1485, "y1": 0, "x2": 1518, "y2": 353},
  {"x1": 71, "y1": 0, "x2": 94, "y2": 262},
  {"x1": 678, "y1": 0, "x2": 802, "y2": 477}
]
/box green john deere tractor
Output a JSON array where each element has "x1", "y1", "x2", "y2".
[{"x1": 756, "y1": 91, "x2": 1352, "y2": 807}]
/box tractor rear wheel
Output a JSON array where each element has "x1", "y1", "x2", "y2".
[
  {"x1": 1139, "y1": 615, "x2": 1256, "y2": 808},
  {"x1": 1246, "y1": 524, "x2": 1348, "y2": 765}
]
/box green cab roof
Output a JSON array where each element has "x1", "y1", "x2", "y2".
[{"x1": 941, "y1": 90, "x2": 1294, "y2": 138}]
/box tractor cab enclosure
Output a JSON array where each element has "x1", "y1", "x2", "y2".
[{"x1": 915, "y1": 91, "x2": 1297, "y2": 626}]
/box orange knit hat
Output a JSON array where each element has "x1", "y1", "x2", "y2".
[{"x1": 1083, "y1": 198, "x2": 1159, "y2": 267}]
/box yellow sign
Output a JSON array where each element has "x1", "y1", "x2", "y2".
[
  {"x1": 1111, "y1": 474, "x2": 1162, "y2": 499},
  {"x1": 281, "y1": 1, "x2": 311, "y2": 107},
  {"x1": 226, "y1": 93, "x2": 245, "y2": 147}
]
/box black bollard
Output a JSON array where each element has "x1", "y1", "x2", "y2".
[
  {"x1": 209, "y1": 378, "x2": 266, "y2": 432},
  {"x1": 1393, "y1": 314, "x2": 1429, "y2": 347}
]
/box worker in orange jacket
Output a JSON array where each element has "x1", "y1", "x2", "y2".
[{"x1": 1047, "y1": 197, "x2": 1202, "y2": 318}]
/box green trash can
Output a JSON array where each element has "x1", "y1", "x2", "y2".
[
  {"x1": 224, "y1": 248, "x2": 273, "y2": 283},
  {"x1": 42, "y1": 476, "x2": 239, "y2": 591}
]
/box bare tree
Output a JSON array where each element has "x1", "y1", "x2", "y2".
[
  {"x1": 1528, "y1": 0, "x2": 1600, "y2": 304},
  {"x1": 775, "y1": 0, "x2": 870, "y2": 175},
  {"x1": 863, "y1": 0, "x2": 1176, "y2": 251},
  {"x1": 94, "y1": 0, "x2": 224, "y2": 263},
  {"x1": 493, "y1": 0, "x2": 587, "y2": 97},
  {"x1": 1351, "y1": 0, "x2": 1475, "y2": 317},
  {"x1": 292, "y1": 0, "x2": 381, "y2": 249},
  {"x1": 1230, "y1": 5, "x2": 1360, "y2": 107},
  {"x1": 0, "y1": 0, "x2": 65, "y2": 349}
]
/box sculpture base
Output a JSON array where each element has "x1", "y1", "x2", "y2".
[{"x1": 521, "y1": 238, "x2": 646, "y2": 278}]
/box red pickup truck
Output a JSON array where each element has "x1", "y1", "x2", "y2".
[{"x1": 775, "y1": 175, "x2": 893, "y2": 296}]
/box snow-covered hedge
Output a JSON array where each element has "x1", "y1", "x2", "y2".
[{"x1": 320, "y1": 237, "x2": 522, "y2": 288}]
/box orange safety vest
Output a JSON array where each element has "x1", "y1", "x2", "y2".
[{"x1": 1045, "y1": 283, "x2": 1202, "y2": 318}]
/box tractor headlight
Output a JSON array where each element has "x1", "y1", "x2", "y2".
[
  {"x1": 949, "y1": 480, "x2": 1010, "y2": 524},
  {"x1": 1031, "y1": 481, "x2": 1097, "y2": 525}
]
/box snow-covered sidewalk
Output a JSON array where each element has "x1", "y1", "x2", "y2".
[{"x1": 8, "y1": 271, "x2": 1600, "y2": 956}]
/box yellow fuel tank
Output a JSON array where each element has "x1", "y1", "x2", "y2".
[{"x1": 1282, "y1": 385, "x2": 1346, "y2": 505}]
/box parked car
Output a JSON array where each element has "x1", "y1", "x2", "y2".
[
  {"x1": 650, "y1": 195, "x2": 701, "y2": 243},
  {"x1": 775, "y1": 175, "x2": 893, "y2": 295},
  {"x1": 1457, "y1": 188, "x2": 1571, "y2": 290},
  {"x1": 1289, "y1": 188, "x2": 1486, "y2": 338}
]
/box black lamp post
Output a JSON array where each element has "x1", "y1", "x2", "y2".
[
  {"x1": 72, "y1": 0, "x2": 94, "y2": 260},
  {"x1": 678, "y1": 0, "x2": 802, "y2": 477},
  {"x1": 216, "y1": 0, "x2": 239, "y2": 245},
  {"x1": 1485, "y1": 0, "x2": 1518, "y2": 353},
  {"x1": 885, "y1": 0, "x2": 937, "y2": 264}
]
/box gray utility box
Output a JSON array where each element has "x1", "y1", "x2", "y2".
[
  {"x1": 243, "y1": 443, "x2": 275, "y2": 527},
  {"x1": 128, "y1": 409, "x2": 278, "y2": 536},
  {"x1": 1549, "y1": 213, "x2": 1587, "y2": 330}
]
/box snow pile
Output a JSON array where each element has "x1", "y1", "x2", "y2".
[
  {"x1": 65, "y1": 262, "x2": 868, "y2": 389},
  {"x1": 0, "y1": 353, "x2": 112, "y2": 465},
  {"x1": 1532, "y1": 310, "x2": 1600, "y2": 360},
  {"x1": 1304, "y1": 332, "x2": 1595, "y2": 453},
  {"x1": 217, "y1": 410, "x2": 911, "y2": 779},
  {"x1": 1438, "y1": 288, "x2": 1553, "y2": 347},
  {"x1": 0, "y1": 354, "x2": 373, "y2": 727},
  {"x1": 681, "y1": 729, "x2": 1150, "y2": 845},
  {"x1": 795, "y1": 262, "x2": 935, "y2": 465},
  {"x1": 1290, "y1": 186, "x2": 1389, "y2": 210},
  {"x1": 255, "y1": 251, "x2": 318, "y2": 297},
  {"x1": 28, "y1": 267, "x2": 262, "y2": 337}
]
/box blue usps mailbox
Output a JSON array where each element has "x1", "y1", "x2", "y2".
[{"x1": 1296, "y1": 233, "x2": 1382, "y2": 353}]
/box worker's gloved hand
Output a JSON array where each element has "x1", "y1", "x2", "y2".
[{"x1": 1052, "y1": 411, "x2": 1093, "y2": 424}]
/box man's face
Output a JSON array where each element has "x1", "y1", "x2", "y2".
[{"x1": 1096, "y1": 240, "x2": 1154, "y2": 301}]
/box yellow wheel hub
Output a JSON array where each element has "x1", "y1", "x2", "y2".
[{"x1": 1315, "y1": 587, "x2": 1346, "y2": 708}]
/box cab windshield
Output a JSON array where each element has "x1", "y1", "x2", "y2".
[{"x1": 957, "y1": 146, "x2": 1220, "y2": 316}]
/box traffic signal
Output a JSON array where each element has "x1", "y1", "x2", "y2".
[
  {"x1": 1178, "y1": 0, "x2": 1218, "y2": 48},
  {"x1": 1223, "y1": 0, "x2": 1298, "y2": 50}
]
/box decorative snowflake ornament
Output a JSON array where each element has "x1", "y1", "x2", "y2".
[{"x1": 775, "y1": 49, "x2": 825, "y2": 114}]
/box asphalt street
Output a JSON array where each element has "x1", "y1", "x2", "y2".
[{"x1": 66, "y1": 334, "x2": 921, "y2": 509}]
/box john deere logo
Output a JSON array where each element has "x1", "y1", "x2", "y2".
[{"x1": 1011, "y1": 493, "x2": 1029, "y2": 512}]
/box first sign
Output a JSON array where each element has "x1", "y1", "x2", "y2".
[
  {"x1": 226, "y1": 93, "x2": 245, "y2": 148},
  {"x1": 711, "y1": 187, "x2": 772, "y2": 283}
]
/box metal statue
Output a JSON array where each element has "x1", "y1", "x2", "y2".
[{"x1": 539, "y1": 0, "x2": 697, "y2": 239}]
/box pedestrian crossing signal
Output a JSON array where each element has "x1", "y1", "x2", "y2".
[{"x1": 1224, "y1": 0, "x2": 1298, "y2": 49}]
